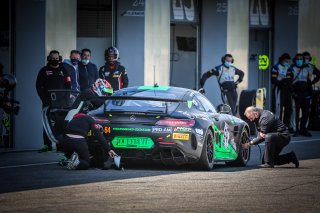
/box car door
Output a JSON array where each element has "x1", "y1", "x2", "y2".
[{"x1": 195, "y1": 94, "x2": 234, "y2": 159}]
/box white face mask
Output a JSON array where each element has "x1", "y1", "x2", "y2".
[
  {"x1": 81, "y1": 59, "x2": 89, "y2": 65},
  {"x1": 224, "y1": 61, "x2": 232, "y2": 67}
]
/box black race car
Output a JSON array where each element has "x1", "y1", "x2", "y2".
[{"x1": 88, "y1": 85, "x2": 251, "y2": 170}]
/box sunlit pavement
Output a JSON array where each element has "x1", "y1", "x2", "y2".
[{"x1": 0, "y1": 131, "x2": 319, "y2": 212}]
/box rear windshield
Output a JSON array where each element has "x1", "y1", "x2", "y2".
[{"x1": 104, "y1": 89, "x2": 184, "y2": 113}]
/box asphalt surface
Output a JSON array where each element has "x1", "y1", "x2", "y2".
[{"x1": 0, "y1": 132, "x2": 320, "y2": 212}]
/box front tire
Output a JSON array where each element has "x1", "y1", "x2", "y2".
[
  {"x1": 226, "y1": 128, "x2": 250, "y2": 167},
  {"x1": 197, "y1": 130, "x2": 214, "y2": 171}
]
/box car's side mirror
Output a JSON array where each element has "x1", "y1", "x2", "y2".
[{"x1": 217, "y1": 104, "x2": 232, "y2": 114}]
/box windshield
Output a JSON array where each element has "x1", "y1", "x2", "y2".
[{"x1": 104, "y1": 89, "x2": 183, "y2": 113}]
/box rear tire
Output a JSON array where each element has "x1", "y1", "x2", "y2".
[
  {"x1": 226, "y1": 128, "x2": 250, "y2": 167},
  {"x1": 196, "y1": 130, "x2": 214, "y2": 171}
]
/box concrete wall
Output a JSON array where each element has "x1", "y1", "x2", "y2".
[
  {"x1": 201, "y1": 0, "x2": 228, "y2": 106},
  {"x1": 298, "y1": 0, "x2": 320, "y2": 69},
  {"x1": 15, "y1": 0, "x2": 46, "y2": 149},
  {"x1": 117, "y1": 0, "x2": 145, "y2": 87},
  {"x1": 273, "y1": 0, "x2": 298, "y2": 64}
]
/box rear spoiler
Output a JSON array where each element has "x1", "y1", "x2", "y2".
[{"x1": 96, "y1": 96, "x2": 188, "y2": 115}]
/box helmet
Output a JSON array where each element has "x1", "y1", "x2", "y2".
[
  {"x1": 1, "y1": 74, "x2": 17, "y2": 90},
  {"x1": 92, "y1": 78, "x2": 113, "y2": 96},
  {"x1": 105, "y1": 46, "x2": 119, "y2": 62}
]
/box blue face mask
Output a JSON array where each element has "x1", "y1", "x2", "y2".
[
  {"x1": 224, "y1": 61, "x2": 232, "y2": 68},
  {"x1": 295, "y1": 60, "x2": 303, "y2": 67},
  {"x1": 81, "y1": 59, "x2": 89, "y2": 65},
  {"x1": 71, "y1": 59, "x2": 80, "y2": 65},
  {"x1": 304, "y1": 59, "x2": 309, "y2": 65},
  {"x1": 282, "y1": 62, "x2": 290, "y2": 68}
]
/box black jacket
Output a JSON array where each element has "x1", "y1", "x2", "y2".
[
  {"x1": 36, "y1": 64, "x2": 71, "y2": 106},
  {"x1": 66, "y1": 113, "x2": 110, "y2": 151},
  {"x1": 78, "y1": 62, "x2": 99, "y2": 91},
  {"x1": 252, "y1": 109, "x2": 288, "y2": 145}
]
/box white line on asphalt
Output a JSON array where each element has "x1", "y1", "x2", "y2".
[{"x1": 0, "y1": 162, "x2": 58, "y2": 169}]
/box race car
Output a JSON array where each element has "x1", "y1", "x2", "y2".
[{"x1": 88, "y1": 85, "x2": 251, "y2": 170}]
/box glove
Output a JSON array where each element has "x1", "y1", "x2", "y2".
[{"x1": 198, "y1": 88, "x2": 205, "y2": 94}]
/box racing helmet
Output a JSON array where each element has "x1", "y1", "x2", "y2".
[
  {"x1": 92, "y1": 78, "x2": 113, "y2": 96},
  {"x1": 104, "y1": 46, "x2": 119, "y2": 62}
]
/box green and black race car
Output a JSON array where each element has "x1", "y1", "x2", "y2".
[{"x1": 89, "y1": 85, "x2": 251, "y2": 170}]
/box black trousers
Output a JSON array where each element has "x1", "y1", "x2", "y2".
[
  {"x1": 263, "y1": 133, "x2": 293, "y2": 166},
  {"x1": 293, "y1": 96, "x2": 311, "y2": 132},
  {"x1": 222, "y1": 90, "x2": 238, "y2": 115},
  {"x1": 62, "y1": 137, "x2": 90, "y2": 170},
  {"x1": 273, "y1": 87, "x2": 292, "y2": 127}
]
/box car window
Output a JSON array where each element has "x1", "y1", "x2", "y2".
[
  {"x1": 191, "y1": 97, "x2": 205, "y2": 112},
  {"x1": 196, "y1": 94, "x2": 217, "y2": 113}
]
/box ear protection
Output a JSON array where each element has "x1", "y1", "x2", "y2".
[
  {"x1": 47, "y1": 50, "x2": 62, "y2": 62},
  {"x1": 221, "y1": 54, "x2": 234, "y2": 63}
]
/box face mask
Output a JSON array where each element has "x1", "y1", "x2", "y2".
[
  {"x1": 82, "y1": 59, "x2": 89, "y2": 65},
  {"x1": 282, "y1": 62, "x2": 290, "y2": 68},
  {"x1": 304, "y1": 59, "x2": 309, "y2": 65},
  {"x1": 224, "y1": 62, "x2": 232, "y2": 68},
  {"x1": 71, "y1": 59, "x2": 80, "y2": 65},
  {"x1": 295, "y1": 60, "x2": 303, "y2": 67},
  {"x1": 50, "y1": 60, "x2": 59, "y2": 66}
]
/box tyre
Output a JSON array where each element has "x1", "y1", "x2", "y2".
[
  {"x1": 196, "y1": 130, "x2": 214, "y2": 171},
  {"x1": 226, "y1": 128, "x2": 250, "y2": 167}
]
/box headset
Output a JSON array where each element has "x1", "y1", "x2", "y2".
[
  {"x1": 221, "y1": 53, "x2": 234, "y2": 64},
  {"x1": 47, "y1": 50, "x2": 62, "y2": 62}
]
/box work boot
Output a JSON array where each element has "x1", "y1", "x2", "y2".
[
  {"x1": 292, "y1": 131, "x2": 299, "y2": 137},
  {"x1": 38, "y1": 145, "x2": 52, "y2": 153},
  {"x1": 290, "y1": 151, "x2": 299, "y2": 168}
]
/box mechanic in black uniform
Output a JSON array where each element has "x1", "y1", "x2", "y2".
[
  {"x1": 242, "y1": 106, "x2": 299, "y2": 168},
  {"x1": 289, "y1": 53, "x2": 314, "y2": 137},
  {"x1": 62, "y1": 112, "x2": 117, "y2": 170},
  {"x1": 271, "y1": 53, "x2": 293, "y2": 128},
  {"x1": 98, "y1": 46, "x2": 128, "y2": 91},
  {"x1": 200, "y1": 54, "x2": 244, "y2": 115},
  {"x1": 36, "y1": 50, "x2": 71, "y2": 152}
]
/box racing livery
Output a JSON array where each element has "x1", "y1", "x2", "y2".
[{"x1": 89, "y1": 86, "x2": 251, "y2": 170}]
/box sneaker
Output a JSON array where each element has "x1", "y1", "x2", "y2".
[
  {"x1": 291, "y1": 151, "x2": 299, "y2": 168},
  {"x1": 67, "y1": 152, "x2": 80, "y2": 170},
  {"x1": 260, "y1": 163, "x2": 274, "y2": 168},
  {"x1": 38, "y1": 145, "x2": 52, "y2": 153},
  {"x1": 58, "y1": 155, "x2": 67, "y2": 166}
]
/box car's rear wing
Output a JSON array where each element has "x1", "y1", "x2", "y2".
[{"x1": 95, "y1": 95, "x2": 188, "y2": 115}]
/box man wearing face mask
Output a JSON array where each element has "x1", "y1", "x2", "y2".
[
  {"x1": 63, "y1": 50, "x2": 81, "y2": 91},
  {"x1": 271, "y1": 53, "x2": 293, "y2": 129},
  {"x1": 36, "y1": 50, "x2": 71, "y2": 152},
  {"x1": 289, "y1": 53, "x2": 313, "y2": 137},
  {"x1": 98, "y1": 46, "x2": 128, "y2": 91},
  {"x1": 78, "y1": 48, "x2": 99, "y2": 91},
  {"x1": 200, "y1": 53, "x2": 244, "y2": 115}
]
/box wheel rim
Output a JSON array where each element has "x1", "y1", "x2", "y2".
[
  {"x1": 206, "y1": 134, "x2": 214, "y2": 163},
  {"x1": 241, "y1": 132, "x2": 249, "y2": 161}
]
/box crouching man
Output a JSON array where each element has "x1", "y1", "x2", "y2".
[
  {"x1": 62, "y1": 112, "x2": 117, "y2": 170},
  {"x1": 242, "y1": 106, "x2": 299, "y2": 168}
]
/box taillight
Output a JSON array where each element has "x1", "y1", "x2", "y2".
[{"x1": 155, "y1": 119, "x2": 195, "y2": 127}]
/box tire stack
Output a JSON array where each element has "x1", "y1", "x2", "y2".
[{"x1": 239, "y1": 90, "x2": 257, "y2": 135}]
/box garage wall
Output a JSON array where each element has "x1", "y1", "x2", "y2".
[{"x1": 201, "y1": 0, "x2": 228, "y2": 107}]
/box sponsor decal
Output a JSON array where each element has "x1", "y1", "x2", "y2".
[
  {"x1": 112, "y1": 137, "x2": 154, "y2": 149},
  {"x1": 104, "y1": 72, "x2": 110, "y2": 77},
  {"x1": 104, "y1": 126, "x2": 111, "y2": 134},
  {"x1": 46, "y1": 70, "x2": 53, "y2": 75},
  {"x1": 130, "y1": 115, "x2": 136, "y2": 121},
  {"x1": 223, "y1": 122, "x2": 230, "y2": 149},
  {"x1": 173, "y1": 126, "x2": 192, "y2": 132},
  {"x1": 195, "y1": 128, "x2": 203, "y2": 136},
  {"x1": 173, "y1": 133, "x2": 189, "y2": 140},
  {"x1": 152, "y1": 127, "x2": 172, "y2": 133},
  {"x1": 112, "y1": 127, "x2": 151, "y2": 132}
]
